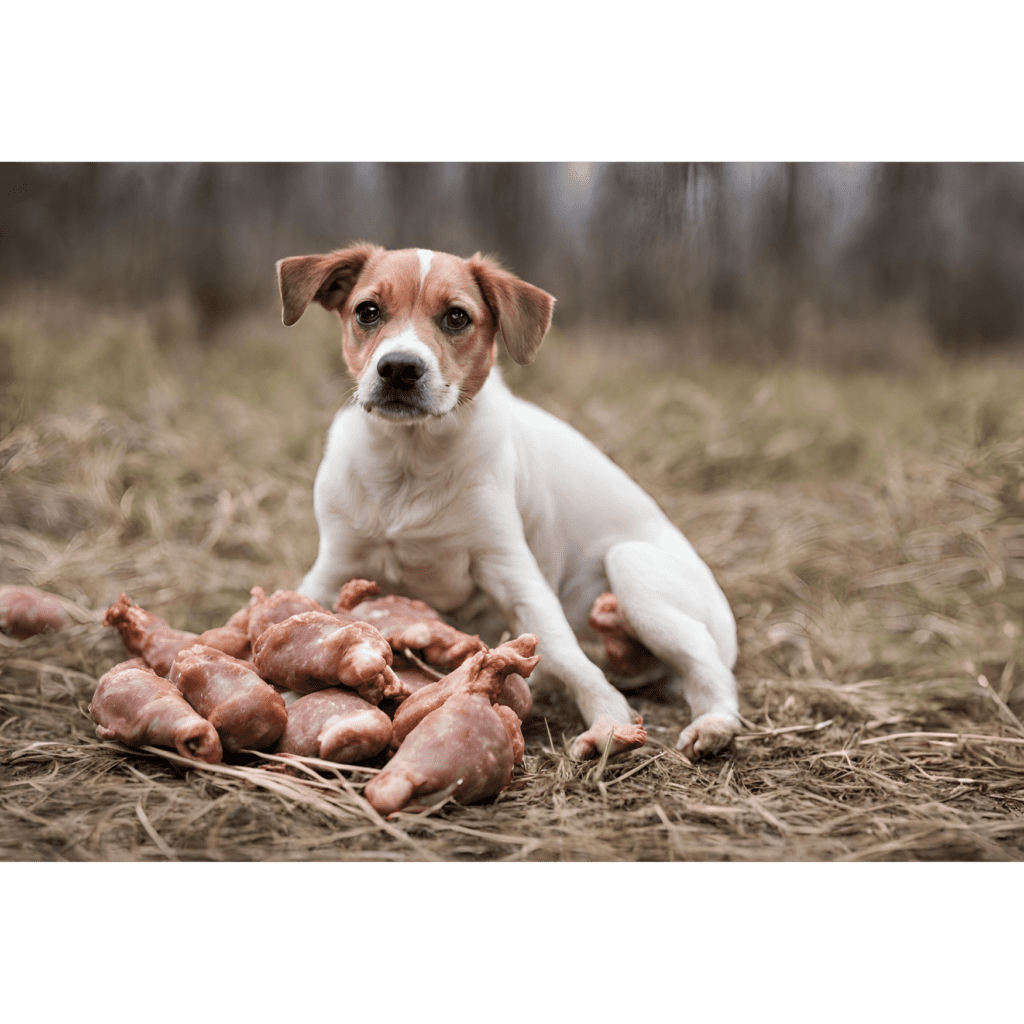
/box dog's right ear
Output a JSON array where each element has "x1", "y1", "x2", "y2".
[
  {"x1": 276, "y1": 244, "x2": 380, "y2": 327},
  {"x1": 467, "y1": 253, "x2": 555, "y2": 365}
]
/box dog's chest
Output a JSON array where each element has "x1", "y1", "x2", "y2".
[
  {"x1": 338, "y1": 463, "x2": 481, "y2": 614},
  {"x1": 353, "y1": 537, "x2": 477, "y2": 613}
]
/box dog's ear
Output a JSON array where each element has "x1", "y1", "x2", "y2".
[
  {"x1": 468, "y1": 254, "x2": 555, "y2": 365},
  {"x1": 276, "y1": 244, "x2": 380, "y2": 327}
]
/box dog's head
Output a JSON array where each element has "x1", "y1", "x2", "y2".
[{"x1": 277, "y1": 245, "x2": 555, "y2": 423}]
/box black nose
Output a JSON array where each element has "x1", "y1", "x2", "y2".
[{"x1": 377, "y1": 352, "x2": 427, "y2": 390}]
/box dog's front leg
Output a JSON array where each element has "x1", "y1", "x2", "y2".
[{"x1": 473, "y1": 544, "x2": 646, "y2": 760}]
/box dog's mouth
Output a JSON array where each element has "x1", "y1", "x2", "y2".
[
  {"x1": 368, "y1": 398, "x2": 430, "y2": 420},
  {"x1": 361, "y1": 378, "x2": 453, "y2": 422}
]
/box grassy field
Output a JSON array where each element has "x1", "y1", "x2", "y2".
[{"x1": 3, "y1": 293, "x2": 1024, "y2": 861}]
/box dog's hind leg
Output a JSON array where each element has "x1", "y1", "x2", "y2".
[
  {"x1": 474, "y1": 545, "x2": 647, "y2": 760},
  {"x1": 605, "y1": 540, "x2": 740, "y2": 760}
]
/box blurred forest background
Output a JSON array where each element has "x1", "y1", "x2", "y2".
[{"x1": 2, "y1": 162, "x2": 1024, "y2": 365}]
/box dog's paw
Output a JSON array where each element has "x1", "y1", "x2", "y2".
[
  {"x1": 676, "y1": 712, "x2": 739, "y2": 761},
  {"x1": 570, "y1": 716, "x2": 647, "y2": 760}
]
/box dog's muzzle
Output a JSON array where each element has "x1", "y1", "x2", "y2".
[{"x1": 366, "y1": 350, "x2": 436, "y2": 419}]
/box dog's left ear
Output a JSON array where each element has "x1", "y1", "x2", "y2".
[
  {"x1": 468, "y1": 254, "x2": 555, "y2": 365},
  {"x1": 276, "y1": 244, "x2": 380, "y2": 327}
]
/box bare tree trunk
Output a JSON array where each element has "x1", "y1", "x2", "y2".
[
  {"x1": 707, "y1": 163, "x2": 737, "y2": 315},
  {"x1": 381, "y1": 163, "x2": 445, "y2": 250},
  {"x1": 186, "y1": 164, "x2": 232, "y2": 342},
  {"x1": 762, "y1": 162, "x2": 804, "y2": 355},
  {"x1": 587, "y1": 162, "x2": 697, "y2": 323},
  {"x1": 463, "y1": 163, "x2": 546, "y2": 278}
]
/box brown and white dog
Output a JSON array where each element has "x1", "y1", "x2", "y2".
[{"x1": 277, "y1": 244, "x2": 739, "y2": 760}]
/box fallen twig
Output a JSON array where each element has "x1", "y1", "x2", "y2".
[
  {"x1": 240, "y1": 748, "x2": 381, "y2": 775},
  {"x1": 975, "y1": 674, "x2": 1024, "y2": 738},
  {"x1": 859, "y1": 731, "x2": 1024, "y2": 747},
  {"x1": 135, "y1": 799, "x2": 178, "y2": 861},
  {"x1": 401, "y1": 648, "x2": 445, "y2": 680},
  {"x1": 735, "y1": 719, "x2": 833, "y2": 741}
]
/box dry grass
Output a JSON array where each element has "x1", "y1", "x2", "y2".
[{"x1": 3, "y1": 297, "x2": 1024, "y2": 861}]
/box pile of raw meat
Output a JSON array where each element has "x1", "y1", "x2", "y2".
[{"x1": 89, "y1": 581, "x2": 539, "y2": 816}]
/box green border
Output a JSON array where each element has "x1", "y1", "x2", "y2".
[
  {"x1": 4, "y1": 4, "x2": 1019, "y2": 1019},
  {"x1": 6, "y1": 1, "x2": 1024, "y2": 158}
]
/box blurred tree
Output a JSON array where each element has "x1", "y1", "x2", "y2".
[
  {"x1": 463, "y1": 163, "x2": 548, "y2": 279},
  {"x1": 0, "y1": 164, "x2": 101, "y2": 285},
  {"x1": 0, "y1": 163, "x2": 46, "y2": 281},
  {"x1": 847, "y1": 163, "x2": 1024, "y2": 352},
  {"x1": 587, "y1": 162, "x2": 698, "y2": 323},
  {"x1": 706, "y1": 162, "x2": 739, "y2": 316},
  {"x1": 925, "y1": 164, "x2": 1024, "y2": 352},
  {"x1": 848, "y1": 163, "x2": 940, "y2": 299},
  {"x1": 184, "y1": 164, "x2": 233, "y2": 341},
  {"x1": 381, "y1": 163, "x2": 445, "y2": 249},
  {"x1": 757, "y1": 162, "x2": 809, "y2": 355},
  {"x1": 264, "y1": 162, "x2": 303, "y2": 245}
]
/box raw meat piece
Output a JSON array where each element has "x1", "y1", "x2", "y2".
[
  {"x1": 588, "y1": 592, "x2": 661, "y2": 677},
  {"x1": 275, "y1": 688, "x2": 392, "y2": 763},
  {"x1": 493, "y1": 702, "x2": 525, "y2": 765},
  {"x1": 251, "y1": 611, "x2": 407, "y2": 705},
  {"x1": 494, "y1": 672, "x2": 532, "y2": 721},
  {"x1": 103, "y1": 594, "x2": 200, "y2": 677},
  {"x1": 103, "y1": 592, "x2": 253, "y2": 672},
  {"x1": 333, "y1": 578, "x2": 381, "y2": 613},
  {"x1": 347, "y1": 593, "x2": 487, "y2": 670},
  {"x1": 225, "y1": 605, "x2": 251, "y2": 633},
  {"x1": 389, "y1": 633, "x2": 540, "y2": 749},
  {"x1": 246, "y1": 586, "x2": 327, "y2": 645},
  {"x1": 196, "y1": 625, "x2": 251, "y2": 660},
  {"x1": 365, "y1": 692, "x2": 518, "y2": 815},
  {"x1": 0, "y1": 585, "x2": 70, "y2": 639},
  {"x1": 90, "y1": 657, "x2": 222, "y2": 763},
  {"x1": 169, "y1": 644, "x2": 288, "y2": 753}
]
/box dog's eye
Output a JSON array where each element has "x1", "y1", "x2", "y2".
[
  {"x1": 355, "y1": 302, "x2": 380, "y2": 326},
  {"x1": 443, "y1": 308, "x2": 470, "y2": 332}
]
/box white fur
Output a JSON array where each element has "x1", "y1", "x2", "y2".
[
  {"x1": 416, "y1": 248, "x2": 433, "y2": 284},
  {"x1": 300, "y1": 367, "x2": 741, "y2": 759}
]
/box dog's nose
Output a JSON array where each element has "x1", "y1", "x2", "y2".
[{"x1": 377, "y1": 352, "x2": 427, "y2": 390}]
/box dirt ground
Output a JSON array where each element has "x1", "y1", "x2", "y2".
[{"x1": 3, "y1": 297, "x2": 1024, "y2": 861}]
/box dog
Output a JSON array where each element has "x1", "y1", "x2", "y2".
[{"x1": 277, "y1": 244, "x2": 740, "y2": 760}]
